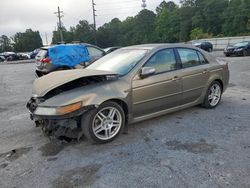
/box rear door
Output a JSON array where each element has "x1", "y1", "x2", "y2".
[{"x1": 176, "y1": 48, "x2": 210, "y2": 105}]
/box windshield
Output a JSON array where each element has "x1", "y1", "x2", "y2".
[
  {"x1": 86, "y1": 49, "x2": 147, "y2": 76},
  {"x1": 234, "y1": 42, "x2": 249, "y2": 47}
]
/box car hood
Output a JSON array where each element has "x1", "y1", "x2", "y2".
[
  {"x1": 32, "y1": 69, "x2": 117, "y2": 97},
  {"x1": 227, "y1": 46, "x2": 245, "y2": 50}
]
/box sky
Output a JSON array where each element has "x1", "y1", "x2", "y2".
[{"x1": 0, "y1": 0, "x2": 179, "y2": 44}]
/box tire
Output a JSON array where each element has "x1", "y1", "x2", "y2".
[
  {"x1": 202, "y1": 81, "x2": 222, "y2": 109},
  {"x1": 225, "y1": 54, "x2": 230, "y2": 57},
  {"x1": 81, "y1": 101, "x2": 125, "y2": 144},
  {"x1": 243, "y1": 50, "x2": 247, "y2": 57},
  {"x1": 208, "y1": 48, "x2": 212, "y2": 52}
]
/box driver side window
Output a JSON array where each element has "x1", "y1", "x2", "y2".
[{"x1": 144, "y1": 48, "x2": 177, "y2": 74}]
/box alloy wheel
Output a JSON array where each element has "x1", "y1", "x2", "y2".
[
  {"x1": 92, "y1": 107, "x2": 122, "y2": 140},
  {"x1": 208, "y1": 83, "x2": 221, "y2": 106}
]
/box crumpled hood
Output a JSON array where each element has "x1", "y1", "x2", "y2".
[{"x1": 32, "y1": 69, "x2": 117, "y2": 97}]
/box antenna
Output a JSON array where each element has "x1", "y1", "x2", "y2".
[{"x1": 141, "y1": 0, "x2": 146, "y2": 9}]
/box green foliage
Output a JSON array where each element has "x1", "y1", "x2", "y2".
[
  {"x1": 50, "y1": 0, "x2": 250, "y2": 47},
  {"x1": 0, "y1": 35, "x2": 13, "y2": 53},
  {"x1": 190, "y1": 28, "x2": 212, "y2": 40},
  {"x1": 12, "y1": 29, "x2": 43, "y2": 52},
  {"x1": 222, "y1": 0, "x2": 250, "y2": 36}
]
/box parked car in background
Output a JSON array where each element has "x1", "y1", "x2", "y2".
[
  {"x1": 192, "y1": 41, "x2": 213, "y2": 52},
  {"x1": 1, "y1": 52, "x2": 19, "y2": 61},
  {"x1": 0, "y1": 55, "x2": 5, "y2": 62},
  {"x1": 30, "y1": 49, "x2": 40, "y2": 59},
  {"x1": 35, "y1": 43, "x2": 105, "y2": 77},
  {"x1": 17, "y1": 53, "x2": 30, "y2": 60},
  {"x1": 27, "y1": 44, "x2": 229, "y2": 144},
  {"x1": 224, "y1": 41, "x2": 250, "y2": 57},
  {"x1": 103, "y1": 47, "x2": 120, "y2": 54}
]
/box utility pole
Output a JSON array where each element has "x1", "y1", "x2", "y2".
[
  {"x1": 54, "y1": 6, "x2": 64, "y2": 43},
  {"x1": 91, "y1": 0, "x2": 97, "y2": 44},
  {"x1": 45, "y1": 32, "x2": 48, "y2": 46}
]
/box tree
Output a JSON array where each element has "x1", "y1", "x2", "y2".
[
  {"x1": 132, "y1": 9, "x2": 157, "y2": 44},
  {"x1": 12, "y1": 29, "x2": 43, "y2": 52},
  {"x1": 52, "y1": 26, "x2": 74, "y2": 44},
  {"x1": 155, "y1": 3, "x2": 180, "y2": 43},
  {"x1": 180, "y1": 0, "x2": 196, "y2": 7},
  {"x1": 0, "y1": 35, "x2": 13, "y2": 52},
  {"x1": 97, "y1": 18, "x2": 122, "y2": 48},
  {"x1": 222, "y1": 0, "x2": 250, "y2": 36},
  {"x1": 156, "y1": 1, "x2": 178, "y2": 14},
  {"x1": 191, "y1": 0, "x2": 228, "y2": 36},
  {"x1": 73, "y1": 20, "x2": 95, "y2": 44},
  {"x1": 179, "y1": 6, "x2": 195, "y2": 41},
  {"x1": 51, "y1": 20, "x2": 95, "y2": 44},
  {"x1": 190, "y1": 28, "x2": 212, "y2": 40}
]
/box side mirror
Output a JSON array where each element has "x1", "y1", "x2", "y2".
[{"x1": 140, "y1": 67, "x2": 156, "y2": 79}]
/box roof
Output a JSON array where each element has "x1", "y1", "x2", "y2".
[{"x1": 121, "y1": 43, "x2": 195, "y2": 50}]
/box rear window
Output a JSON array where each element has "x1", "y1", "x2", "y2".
[{"x1": 36, "y1": 49, "x2": 47, "y2": 58}]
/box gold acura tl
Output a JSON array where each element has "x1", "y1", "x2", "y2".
[{"x1": 27, "y1": 44, "x2": 229, "y2": 144}]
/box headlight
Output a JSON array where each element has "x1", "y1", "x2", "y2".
[
  {"x1": 235, "y1": 48, "x2": 243, "y2": 52},
  {"x1": 34, "y1": 102, "x2": 82, "y2": 116}
]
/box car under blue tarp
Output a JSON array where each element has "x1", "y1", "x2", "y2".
[{"x1": 48, "y1": 44, "x2": 90, "y2": 67}]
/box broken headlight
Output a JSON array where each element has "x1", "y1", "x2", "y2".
[{"x1": 34, "y1": 102, "x2": 82, "y2": 116}]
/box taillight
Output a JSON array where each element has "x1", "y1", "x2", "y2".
[{"x1": 40, "y1": 58, "x2": 50, "y2": 63}]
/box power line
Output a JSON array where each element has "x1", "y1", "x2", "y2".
[
  {"x1": 54, "y1": 6, "x2": 64, "y2": 43},
  {"x1": 96, "y1": 0, "x2": 140, "y2": 6}
]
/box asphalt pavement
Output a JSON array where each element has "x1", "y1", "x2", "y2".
[{"x1": 0, "y1": 51, "x2": 250, "y2": 188}]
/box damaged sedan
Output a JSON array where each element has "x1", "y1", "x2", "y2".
[{"x1": 27, "y1": 44, "x2": 229, "y2": 144}]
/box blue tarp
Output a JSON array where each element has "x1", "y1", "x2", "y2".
[{"x1": 48, "y1": 44, "x2": 90, "y2": 67}]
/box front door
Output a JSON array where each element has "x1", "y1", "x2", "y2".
[{"x1": 132, "y1": 48, "x2": 182, "y2": 118}]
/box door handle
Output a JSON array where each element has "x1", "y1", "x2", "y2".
[
  {"x1": 202, "y1": 70, "x2": 209, "y2": 74},
  {"x1": 172, "y1": 76, "x2": 181, "y2": 81}
]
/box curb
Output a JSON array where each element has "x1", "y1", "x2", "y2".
[{"x1": 0, "y1": 60, "x2": 35, "y2": 65}]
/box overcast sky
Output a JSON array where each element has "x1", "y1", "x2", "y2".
[{"x1": 0, "y1": 0, "x2": 179, "y2": 44}]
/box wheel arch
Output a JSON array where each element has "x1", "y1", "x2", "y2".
[
  {"x1": 101, "y1": 98, "x2": 129, "y2": 133},
  {"x1": 214, "y1": 79, "x2": 224, "y2": 91}
]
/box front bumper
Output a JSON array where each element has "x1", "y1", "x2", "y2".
[
  {"x1": 224, "y1": 50, "x2": 243, "y2": 56},
  {"x1": 26, "y1": 98, "x2": 96, "y2": 139}
]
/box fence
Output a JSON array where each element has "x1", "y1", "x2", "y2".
[{"x1": 198, "y1": 36, "x2": 250, "y2": 50}]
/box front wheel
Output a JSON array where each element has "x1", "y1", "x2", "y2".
[
  {"x1": 202, "y1": 81, "x2": 222, "y2": 109},
  {"x1": 81, "y1": 101, "x2": 125, "y2": 144},
  {"x1": 243, "y1": 50, "x2": 248, "y2": 57}
]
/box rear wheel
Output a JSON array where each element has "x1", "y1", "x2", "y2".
[
  {"x1": 81, "y1": 101, "x2": 125, "y2": 144},
  {"x1": 202, "y1": 81, "x2": 222, "y2": 108}
]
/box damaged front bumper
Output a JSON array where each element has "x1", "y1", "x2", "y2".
[{"x1": 27, "y1": 98, "x2": 95, "y2": 140}]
